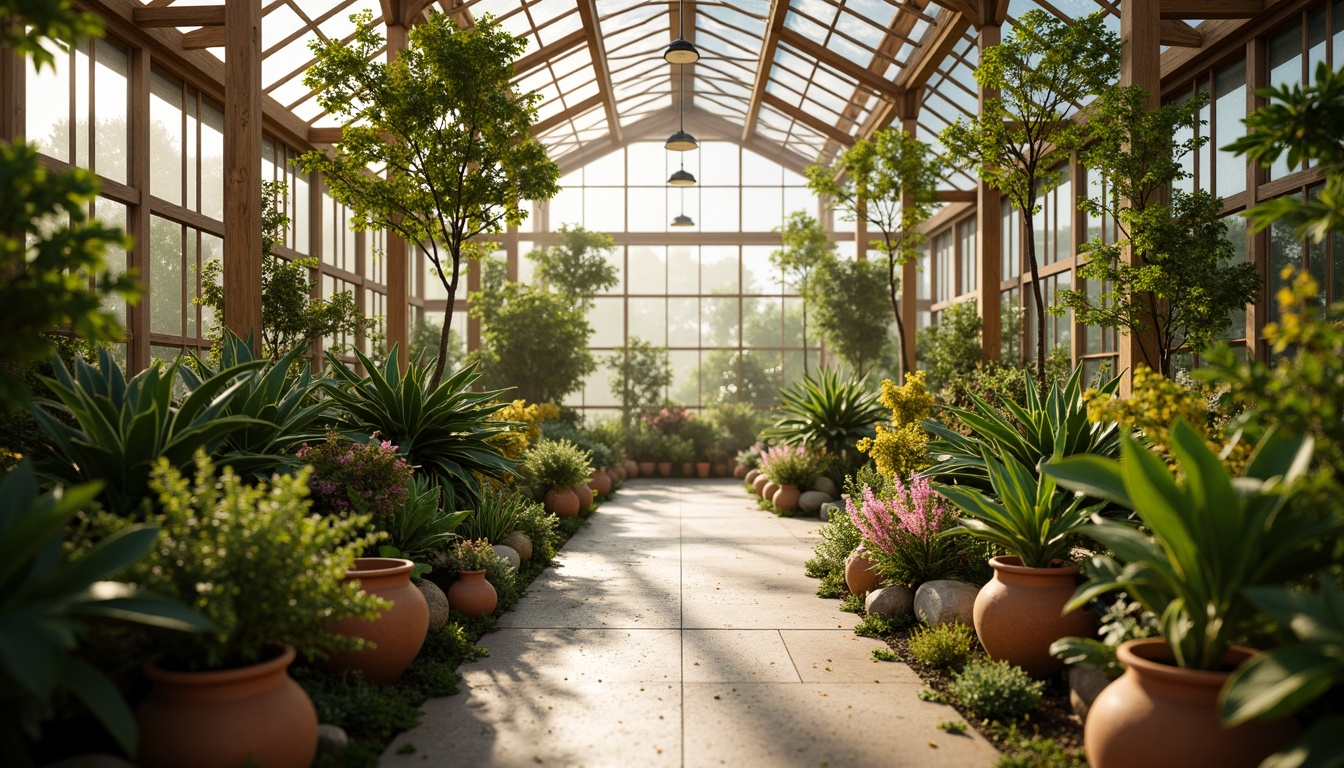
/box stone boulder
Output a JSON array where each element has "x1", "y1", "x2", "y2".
[
  {"x1": 416, "y1": 578, "x2": 450, "y2": 632},
  {"x1": 812, "y1": 476, "x2": 840, "y2": 498},
  {"x1": 798, "y1": 490, "x2": 834, "y2": 515},
  {"x1": 864, "y1": 585, "x2": 914, "y2": 617},
  {"x1": 914, "y1": 580, "x2": 979, "y2": 627},
  {"x1": 1069, "y1": 665, "x2": 1113, "y2": 720},
  {"x1": 503, "y1": 530, "x2": 533, "y2": 562},
  {"x1": 492, "y1": 544, "x2": 520, "y2": 571},
  {"x1": 316, "y1": 724, "x2": 349, "y2": 759},
  {"x1": 819, "y1": 502, "x2": 841, "y2": 521}
]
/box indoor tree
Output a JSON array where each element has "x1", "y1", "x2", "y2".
[
  {"x1": 806, "y1": 128, "x2": 942, "y2": 378},
  {"x1": 527, "y1": 223, "x2": 619, "y2": 301},
  {"x1": 771, "y1": 211, "x2": 834, "y2": 368},
  {"x1": 300, "y1": 11, "x2": 560, "y2": 386},
  {"x1": 941, "y1": 9, "x2": 1118, "y2": 379},
  {"x1": 1055, "y1": 87, "x2": 1259, "y2": 377},
  {"x1": 809, "y1": 257, "x2": 891, "y2": 378},
  {"x1": 606, "y1": 337, "x2": 672, "y2": 426}
]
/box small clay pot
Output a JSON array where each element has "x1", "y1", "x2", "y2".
[
  {"x1": 761, "y1": 480, "x2": 780, "y2": 502},
  {"x1": 772, "y1": 483, "x2": 801, "y2": 513},
  {"x1": 751, "y1": 472, "x2": 770, "y2": 497},
  {"x1": 844, "y1": 552, "x2": 881, "y2": 595},
  {"x1": 679, "y1": 462, "x2": 694, "y2": 477},
  {"x1": 657, "y1": 461, "x2": 672, "y2": 477},
  {"x1": 714, "y1": 461, "x2": 728, "y2": 477},
  {"x1": 695, "y1": 462, "x2": 711, "y2": 478},
  {"x1": 323, "y1": 557, "x2": 429, "y2": 684},
  {"x1": 1086, "y1": 639, "x2": 1299, "y2": 768},
  {"x1": 735, "y1": 465, "x2": 751, "y2": 479},
  {"x1": 973, "y1": 556, "x2": 1096, "y2": 677},
  {"x1": 448, "y1": 570, "x2": 498, "y2": 619},
  {"x1": 624, "y1": 459, "x2": 639, "y2": 478},
  {"x1": 744, "y1": 468, "x2": 761, "y2": 485},
  {"x1": 572, "y1": 482, "x2": 594, "y2": 511},
  {"x1": 590, "y1": 468, "x2": 613, "y2": 497},
  {"x1": 137, "y1": 645, "x2": 316, "y2": 768},
  {"x1": 546, "y1": 486, "x2": 580, "y2": 518},
  {"x1": 638, "y1": 461, "x2": 655, "y2": 477}
]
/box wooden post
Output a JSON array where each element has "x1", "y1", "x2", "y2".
[
  {"x1": 128, "y1": 48, "x2": 152, "y2": 372},
  {"x1": 1243, "y1": 36, "x2": 1266, "y2": 363},
  {"x1": 223, "y1": 0, "x2": 263, "y2": 351},
  {"x1": 976, "y1": 21, "x2": 1004, "y2": 361},
  {"x1": 384, "y1": 12, "x2": 410, "y2": 371},
  {"x1": 900, "y1": 100, "x2": 918, "y2": 378},
  {"x1": 1117, "y1": 0, "x2": 1163, "y2": 393}
]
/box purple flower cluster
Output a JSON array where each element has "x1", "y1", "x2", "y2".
[
  {"x1": 844, "y1": 476, "x2": 963, "y2": 587},
  {"x1": 297, "y1": 433, "x2": 412, "y2": 519}
]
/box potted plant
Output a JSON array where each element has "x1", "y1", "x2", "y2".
[
  {"x1": 443, "y1": 539, "x2": 503, "y2": 619},
  {"x1": 666, "y1": 434, "x2": 694, "y2": 478},
  {"x1": 1042, "y1": 421, "x2": 1333, "y2": 767},
  {"x1": 735, "y1": 446, "x2": 759, "y2": 480},
  {"x1": 934, "y1": 447, "x2": 1098, "y2": 677},
  {"x1": 524, "y1": 438, "x2": 591, "y2": 518},
  {"x1": 128, "y1": 455, "x2": 385, "y2": 768},
  {"x1": 760, "y1": 445, "x2": 817, "y2": 514}
]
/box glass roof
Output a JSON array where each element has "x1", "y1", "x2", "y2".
[{"x1": 139, "y1": 0, "x2": 1123, "y2": 185}]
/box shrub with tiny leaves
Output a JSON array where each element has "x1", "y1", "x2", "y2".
[
  {"x1": 297, "y1": 433, "x2": 412, "y2": 519},
  {"x1": 908, "y1": 622, "x2": 978, "y2": 669},
  {"x1": 948, "y1": 659, "x2": 1044, "y2": 722}
]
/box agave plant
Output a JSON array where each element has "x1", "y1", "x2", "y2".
[
  {"x1": 32, "y1": 349, "x2": 267, "y2": 516},
  {"x1": 923, "y1": 364, "x2": 1121, "y2": 491},
  {"x1": 321, "y1": 347, "x2": 516, "y2": 507},
  {"x1": 0, "y1": 461, "x2": 210, "y2": 763},
  {"x1": 761, "y1": 368, "x2": 884, "y2": 461},
  {"x1": 375, "y1": 476, "x2": 468, "y2": 578},
  {"x1": 180, "y1": 331, "x2": 328, "y2": 473}
]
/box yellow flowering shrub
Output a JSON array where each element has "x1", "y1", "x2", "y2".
[
  {"x1": 857, "y1": 370, "x2": 934, "y2": 478},
  {"x1": 489, "y1": 400, "x2": 562, "y2": 462}
]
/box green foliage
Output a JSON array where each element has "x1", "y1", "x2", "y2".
[
  {"x1": 408, "y1": 318, "x2": 463, "y2": 374},
  {"x1": 321, "y1": 347, "x2": 515, "y2": 508},
  {"x1": 0, "y1": 0, "x2": 102, "y2": 72},
  {"x1": 695, "y1": 348, "x2": 778, "y2": 406},
  {"x1": 1228, "y1": 61, "x2": 1344, "y2": 242},
  {"x1": 32, "y1": 349, "x2": 267, "y2": 517},
  {"x1": 936, "y1": 448, "x2": 1097, "y2": 568},
  {"x1": 375, "y1": 476, "x2": 468, "y2": 574},
  {"x1": 662, "y1": 434, "x2": 694, "y2": 464},
  {"x1": 199, "y1": 183, "x2": 366, "y2": 361},
  {"x1": 855, "y1": 612, "x2": 907, "y2": 638},
  {"x1": 0, "y1": 460, "x2": 208, "y2": 762},
  {"x1": 992, "y1": 731, "x2": 1087, "y2": 768},
  {"x1": 759, "y1": 445, "x2": 821, "y2": 487},
  {"x1": 126, "y1": 454, "x2": 385, "y2": 670},
  {"x1": 909, "y1": 623, "x2": 978, "y2": 670},
  {"x1": 298, "y1": 434, "x2": 412, "y2": 520},
  {"x1": 180, "y1": 331, "x2": 328, "y2": 468},
  {"x1": 522, "y1": 438, "x2": 592, "y2": 490},
  {"x1": 440, "y1": 538, "x2": 502, "y2": 573},
  {"x1": 0, "y1": 140, "x2": 138, "y2": 410},
  {"x1": 941, "y1": 9, "x2": 1118, "y2": 378},
  {"x1": 847, "y1": 476, "x2": 968, "y2": 588},
  {"x1": 526, "y1": 224, "x2": 619, "y2": 301},
  {"x1": 771, "y1": 210, "x2": 833, "y2": 297},
  {"x1": 839, "y1": 593, "x2": 865, "y2": 613},
  {"x1": 1056, "y1": 86, "x2": 1260, "y2": 377},
  {"x1": 510, "y1": 497, "x2": 560, "y2": 564},
  {"x1": 809, "y1": 256, "x2": 892, "y2": 377},
  {"x1": 540, "y1": 421, "x2": 619, "y2": 469},
  {"x1": 807, "y1": 128, "x2": 944, "y2": 377},
  {"x1": 919, "y1": 688, "x2": 949, "y2": 704},
  {"x1": 938, "y1": 721, "x2": 968, "y2": 735},
  {"x1": 456, "y1": 487, "x2": 526, "y2": 544},
  {"x1": 1049, "y1": 597, "x2": 1157, "y2": 678},
  {"x1": 857, "y1": 370, "x2": 934, "y2": 478},
  {"x1": 299, "y1": 11, "x2": 560, "y2": 386},
  {"x1": 806, "y1": 507, "x2": 862, "y2": 580},
  {"x1": 1043, "y1": 422, "x2": 1342, "y2": 670},
  {"x1": 762, "y1": 368, "x2": 884, "y2": 468},
  {"x1": 1220, "y1": 575, "x2": 1344, "y2": 768},
  {"x1": 917, "y1": 300, "x2": 983, "y2": 391},
  {"x1": 923, "y1": 365, "x2": 1121, "y2": 493},
  {"x1": 471, "y1": 276, "x2": 596, "y2": 404},
  {"x1": 872, "y1": 647, "x2": 899, "y2": 662},
  {"x1": 605, "y1": 337, "x2": 672, "y2": 424},
  {"x1": 948, "y1": 659, "x2": 1044, "y2": 722}
]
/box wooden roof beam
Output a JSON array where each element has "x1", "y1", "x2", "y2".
[
  {"x1": 1160, "y1": 19, "x2": 1202, "y2": 48},
  {"x1": 133, "y1": 5, "x2": 226, "y2": 28},
  {"x1": 1160, "y1": 0, "x2": 1261, "y2": 19},
  {"x1": 182, "y1": 26, "x2": 226, "y2": 49},
  {"x1": 777, "y1": 28, "x2": 906, "y2": 102},
  {"x1": 761, "y1": 92, "x2": 854, "y2": 146},
  {"x1": 514, "y1": 28, "x2": 587, "y2": 77},
  {"x1": 741, "y1": 0, "x2": 788, "y2": 143},
  {"x1": 577, "y1": 0, "x2": 622, "y2": 143},
  {"x1": 531, "y1": 93, "x2": 605, "y2": 137}
]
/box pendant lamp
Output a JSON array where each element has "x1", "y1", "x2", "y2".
[
  {"x1": 665, "y1": 66, "x2": 698, "y2": 151},
  {"x1": 671, "y1": 187, "x2": 694, "y2": 227},
  {"x1": 663, "y1": 0, "x2": 700, "y2": 64}
]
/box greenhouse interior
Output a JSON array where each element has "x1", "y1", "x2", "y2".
[{"x1": 4, "y1": 0, "x2": 1344, "y2": 766}]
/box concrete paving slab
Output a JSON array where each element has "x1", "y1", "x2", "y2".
[
  {"x1": 682, "y1": 630, "x2": 801, "y2": 683},
  {"x1": 780, "y1": 629, "x2": 926, "y2": 684},
  {"x1": 464, "y1": 629, "x2": 682, "y2": 686}
]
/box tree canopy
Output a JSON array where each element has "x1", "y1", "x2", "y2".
[{"x1": 527, "y1": 224, "x2": 619, "y2": 302}]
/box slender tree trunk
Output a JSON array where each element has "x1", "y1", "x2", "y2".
[
  {"x1": 431, "y1": 246, "x2": 461, "y2": 388},
  {"x1": 886, "y1": 250, "x2": 906, "y2": 380},
  {"x1": 1021, "y1": 211, "x2": 1047, "y2": 384}
]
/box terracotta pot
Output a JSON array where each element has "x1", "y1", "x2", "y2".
[
  {"x1": 657, "y1": 461, "x2": 672, "y2": 477},
  {"x1": 734, "y1": 464, "x2": 750, "y2": 480},
  {"x1": 679, "y1": 462, "x2": 693, "y2": 477},
  {"x1": 546, "y1": 486, "x2": 580, "y2": 518},
  {"x1": 695, "y1": 462, "x2": 711, "y2": 478},
  {"x1": 624, "y1": 459, "x2": 639, "y2": 478},
  {"x1": 610, "y1": 464, "x2": 626, "y2": 483},
  {"x1": 973, "y1": 556, "x2": 1096, "y2": 678},
  {"x1": 448, "y1": 570, "x2": 498, "y2": 620},
  {"x1": 1086, "y1": 639, "x2": 1299, "y2": 768},
  {"x1": 744, "y1": 468, "x2": 761, "y2": 486},
  {"x1": 751, "y1": 473, "x2": 770, "y2": 497},
  {"x1": 137, "y1": 645, "x2": 317, "y2": 768},
  {"x1": 572, "y1": 482, "x2": 594, "y2": 511},
  {"x1": 761, "y1": 480, "x2": 780, "y2": 502},
  {"x1": 772, "y1": 483, "x2": 801, "y2": 513},
  {"x1": 323, "y1": 557, "x2": 429, "y2": 684},
  {"x1": 638, "y1": 461, "x2": 655, "y2": 477},
  {"x1": 590, "y1": 468, "x2": 613, "y2": 497},
  {"x1": 714, "y1": 461, "x2": 728, "y2": 477},
  {"x1": 844, "y1": 552, "x2": 881, "y2": 595}
]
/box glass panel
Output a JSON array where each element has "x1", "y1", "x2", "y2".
[
  {"x1": 627, "y1": 245, "x2": 666, "y2": 294},
  {"x1": 1268, "y1": 212, "x2": 1303, "y2": 324},
  {"x1": 1268, "y1": 25, "x2": 1303, "y2": 180},
  {"x1": 94, "y1": 40, "x2": 128, "y2": 184},
  {"x1": 701, "y1": 296, "x2": 739, "y2": 346},
  {"x1": 150, "y1": 216, "x2": 183, "y2": 336},
  {"x1": 627, "y1": 297, "x2": 667, "y2": 344},
  {"x1": 668, "y1": 245, "x2": 698, "y2": 294},
  {"x1": 150, "y1": 73, "x2": 183, "y2": 206},
  {"x1": 1214, "y1": 60, "x2": 1247, "y2": 198},
  {"x1": 668, "y1": 297, "x2": 699, "y2": 346}
]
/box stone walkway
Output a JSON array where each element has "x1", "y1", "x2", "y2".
[{"x1": 383, "y1": 479, "x2": 996, "y2": 767}]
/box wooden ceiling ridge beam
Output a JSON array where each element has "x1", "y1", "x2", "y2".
[
  {"x1": 132, "y1": 5, "x2": 226, "y2": 28},
  {"x1": 577, "y1": 0, "x2": 623, "y2": 143},
  {"x1": 777, "y1": 28, "x2": 906, "y2": 101},
  {"x1": 741, "y1": 0, "x2": 788, "y2": 143},
  {"x1": 514, "y1": 28, "x2": 588, "y2": 76},
  {"x1": 531, "y1": 93, "x2": 606, "y2": 138}
]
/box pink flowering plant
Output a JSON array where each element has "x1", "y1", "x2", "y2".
[
  {"x1": 296, "y1": 433, "x2": 413, "y2": 520},
  {"x1": 845, "y1": 475, "x2": 965, "y2": 588},
  {"x1": 645, "y1": 405, "x2": 692, "y2": 436},
  {"x1": 759, "y1": 444, "x2": 820, "y2": 487}
]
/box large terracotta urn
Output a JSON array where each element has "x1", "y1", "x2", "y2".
[
  {"x1": 734, "y1": 464, "x2": 750, "y2": 479},
  {"x1": 1085, "y1": 639, "x2": 1298, "y2": 768},
  {"x1": 572, "y1": 482, "x2": 594, "y2": 511},
  {"x1": 638, "y1": 461, "x2": 655, "y2": 477},
  {"x1": 844, "y1": 551, "x2": 881, "y2": 595},
  {"x1": 696, "y1": 462, "x2": 711, "y2": 478},
  {"x1": 974, "y1": 556, "x2": 1095, "y2": 678},
  {"x1": 772, "y1": 483, "x2": 801, "y2": 513},
  {"x1": 546, "y1": 486, "x2": 580, "y2": 518},
  {"x1": 751, "y1": 472, "x2": 770, "y2": 497},
  {"x1": 609, "y1": 464, "x2": 626, "y2": 483},
  {"x1": 136, "y1": 645, "x2": 317, "y2": 768},
  {"x1": 323, "y1": 557, "x2": 429, "y2": 684},
  {"x1": 448, "y1": 570, "x2": 499, "y2": 620},
  {"x1": 590, "y1": 468, "x2": 613, "y2": 497}
]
